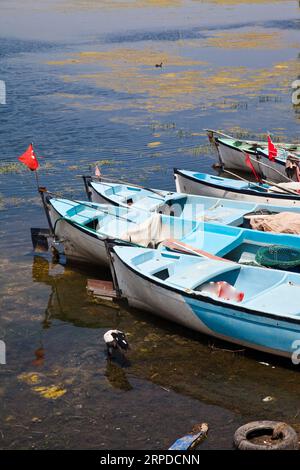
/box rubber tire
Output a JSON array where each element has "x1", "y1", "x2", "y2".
[{"x1": 234, "y1": 421, "x2": 299, "y2": 450}]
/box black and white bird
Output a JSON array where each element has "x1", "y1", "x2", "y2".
[{"x1": 103, "y1": 329, "x2": 130, "y2": 359}]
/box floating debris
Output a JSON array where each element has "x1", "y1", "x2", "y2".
[
  {"x1": 262, "y1": 396, "x2": 275, "y2": 402},
  {"x1": 169, "y1": 423, "x2": 209, "y2": 450}
]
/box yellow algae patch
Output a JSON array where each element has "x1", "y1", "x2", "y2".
[
  {"x1": 47, "y1": 38, "x2": 299, "y2": 115},
  {"x1": 58, "y1": 0, "x2": 283, "y2": 11},
  {"x1": 33, "y1": 385, "x2": 67, "y2": 400},
  {"x1": 62, "y1": 59, "x2": 299, "y2": 113},
  {"x1": 147, "y1": 141, "x2": 161, "y2": 148},
  {"x1": 204, "y1": 0, "x2": 284, "y2": 4},
  {"x1": 47, "y1": 48, "x2": 207, "y2": 68},
  {"x1": 59, "y1": 0, "x2": 183, "y2": 12},
  {"x1": 205, "y1": 31, "x2": 286, "y2": 50},
  {"x1": 18, "y1": 372, "x2": 42, "y2": 385}
]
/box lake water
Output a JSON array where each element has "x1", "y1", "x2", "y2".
[{"x1": 0, "y1": 0, "x2": 300, "y2": 450}]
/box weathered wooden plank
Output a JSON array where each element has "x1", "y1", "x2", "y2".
[{"x1": 87, "y1": 279, "x2": 118, "y2": 300}]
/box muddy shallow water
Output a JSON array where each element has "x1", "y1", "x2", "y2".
[{"x1": 0, "y1": 0, "x2": 300, "y2": 450}]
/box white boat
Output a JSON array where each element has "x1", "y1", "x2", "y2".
[
  {"x1": 109, "y1": 245, "x2": 300, "y2": 359},
  {"x1": 174, "y1": 169, "x2": 300, "y2": 207},
  {"x1": 47, "y1": 196, "x2": 196, "y2": 265},
  {"x1": 206, "y1": 129, "x2": 300, "y2": 183}
]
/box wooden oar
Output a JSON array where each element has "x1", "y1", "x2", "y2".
[
  {"x1": 162, "y1": 239, "x2": 232, "y2": 262},
  {"x1": 222, "y1": 169, "x2": 270, "y2": 194},
  {"x1": 223, "y1": 168, "x2": 299, "y2": 196},
  {"x1": 261, "y1": 179, "x2": 300, "y2": 196}
]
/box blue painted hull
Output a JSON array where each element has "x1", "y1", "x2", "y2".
[{"x1": 185, "y1": 296, "x2": 300, "y2": 358}]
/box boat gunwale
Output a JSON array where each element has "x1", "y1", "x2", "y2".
[{"x1": 173, "y1": 168, "x2": 300, "y2": 201}]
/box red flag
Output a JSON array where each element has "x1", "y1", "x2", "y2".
[
  {"x1": 245, "y1": 153, "x2": 261, "y2": 182},
  {"x1": 268, "y1": 135, "x2": 278, "y2": 161},
  {"x1": 95, "y1": 165, "x2": 101, "y2": 178},
  {"x1": 18, "y1": 143, "x2": 39, "y2": 171}
]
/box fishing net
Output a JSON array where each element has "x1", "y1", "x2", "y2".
[{"x1": 255, "y1": 245, "x2": 300, "y2": 269}]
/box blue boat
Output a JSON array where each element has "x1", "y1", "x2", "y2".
[
  {"x1": 87, "y1": 178, "x2": 300, "y2": 229},
  {"x1": 174, "y1": 169, "x2": 300, "y2": 207},
  {"x1": 46, "y1": 195, "x2": 300, "y2": 270},
  {"x1": 109, "y1": 245, "x2": 300, "y2": 359}
]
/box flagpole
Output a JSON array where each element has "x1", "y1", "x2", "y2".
[
  {"x1": 34, "y1": 168, "x2": 40, "y2": 190},
  {"x1": 31, "y1": 142, "x2": 41, "y2": 191}
]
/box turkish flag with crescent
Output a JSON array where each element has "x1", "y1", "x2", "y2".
[{"x1": 18, "y1": 143, "x2": 39, "y2": 171}]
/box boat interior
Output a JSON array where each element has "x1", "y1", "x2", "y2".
[
  {"x1": 51, "y1": 198, "x2": 198, "y2": 248},
  {"x1": 91, "y1": 181, "x2": 167, "y2": 211},
  {"x1": 90, "y1": 182, "x2": 300, "y2": 231},
  {"x1": 117, "y1": 247, "x2": 300, "y2": 316}
]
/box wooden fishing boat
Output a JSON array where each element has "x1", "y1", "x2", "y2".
[
  {"x1": 174, "y1": 169, "x2": 300, "y2": 207},
  {"x1": 46, "y1": 195, "x2": 300, "y2": 269},
  {"x1": 87, "y1": 178, "x2": 300, "y2": 228},
  {"x1": 109, "y1": 245, "x2": 300, "y2": 359},
  {"x1": 87, "y1": 178, "x2": 171, "y2": 209},
  {"x1": 46, "y1": 197, "x2": 196, "y2": 265},
  {"x1": 206, "y1": 129, "x2": 300, "y2": 183}
]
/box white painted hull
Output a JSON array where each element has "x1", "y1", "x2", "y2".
[
  {"x1": 112, "y1": 252, "x2": 212, "y2": 334},
  {"x1": 49, "y1": 205, "x2": 109, "y2": 266},
  {"x1": 89, "y1": 186, "x2": 111, "y2": 205},
  {"x1": 174, "y1": 172, "x2": 300, "y2": 207},
  {"x1": 217, "y1": 141, "x2": 290, "y2": 183}
]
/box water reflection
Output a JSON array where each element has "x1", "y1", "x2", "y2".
[
  {"x1": 30, "y1": 255, "x2": 300, "y2": 423},
  {"x1": 32, "y1": 255, "x2": 118, "y2": 329}
]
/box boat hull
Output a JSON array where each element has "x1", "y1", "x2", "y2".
[
  {"x1": 89, "y1": 185, "x2": 111, "y2": 205},
  {"x1": 49, "y1": 204, "x2": 109, "y2": 266},
  {"x1": 217, "y1": 140, "x2": 290, "y2": 183},
  {"x1": 174, "y1": 170, "x2": 300, "y2": 207},
  {"x1": 112, "y1": 251, "x2": 300, "y2": 359}
]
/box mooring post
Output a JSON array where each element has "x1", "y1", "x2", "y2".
[
  {"x1": 38, "y1": 187, "x2": 55, "y2": 236},
  {"x1": 82, "y1": 175, "x2": 92, "y2": 201}
]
